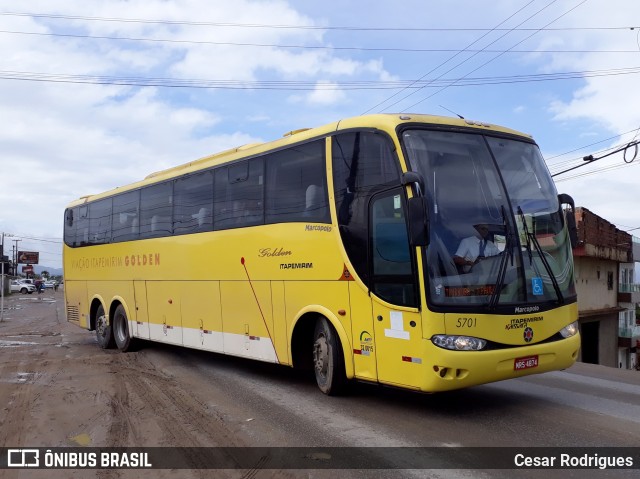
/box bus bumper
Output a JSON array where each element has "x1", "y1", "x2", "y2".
[{"x1": 414, "y1": 333, "x2": 581, "y2": 392}]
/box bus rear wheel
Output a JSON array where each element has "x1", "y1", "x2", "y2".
[
  {"x1": 313, "y1": 317, "x2": 347, "y2": 395},
  {"x1": 95, "y1": 304, "x2": 115, "y2": 349},
  {"x1": 113, "y1": 304, "x2": 135, "y2": 352}
]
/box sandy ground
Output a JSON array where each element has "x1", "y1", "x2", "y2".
[{"x1": 0, "y1": 289, "x2": 300, "y2": 479}]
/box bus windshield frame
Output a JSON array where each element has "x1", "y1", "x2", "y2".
[{"x1": 400, "y1": 126, "x2": 577, "y2": 313}]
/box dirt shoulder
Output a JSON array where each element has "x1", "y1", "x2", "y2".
[{"x1": 1, "y1": 289, "x2": 292, "y2": 478}]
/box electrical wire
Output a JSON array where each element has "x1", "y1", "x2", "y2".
[
  {"x1": 1, "y1": 11, "x2": 637, "y2": 32},
  {"x1": 364, "y1": 0, "x2": 543, "y2": 114},
  {"x1": 401, "y1": 0, "x2": 589, "y2": 112},
  {"x1": 2, "y1": 66, "x2": 639, "y2": 90},
  {"x1": 2, "y1": 29, "x2": 640, "y2": 54}
]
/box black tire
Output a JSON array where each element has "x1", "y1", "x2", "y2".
[
  {"x1": 95, "y1": 304, "x2": 115, "y2": 349},
  {"x1": 20, "y1": 287, "x2": 28, "y2": 294},
  {"x1": 313, "y1": 317, "x2": 347, "y2": 395},
  {"x1": 113, "y1": 304, "x2": 135, "y2": 352}
]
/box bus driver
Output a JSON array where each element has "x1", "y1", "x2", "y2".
[{"x1": 453, "y1": 223, "x2": 500, "y2": 272}]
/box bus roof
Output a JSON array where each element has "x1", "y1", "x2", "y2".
[{"x1": 66, "y1": 113, "x2": 532, "y2": 207}]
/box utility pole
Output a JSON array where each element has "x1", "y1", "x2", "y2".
[
  {"x1": 1, "y1": 232, "x2": 5, "y2": 322},
  {"x1": 13, "y1": 239, "x2": 21, "y2": 277}
]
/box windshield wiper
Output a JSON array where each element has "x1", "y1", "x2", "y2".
[
  {"x1": 517, "y1": 206, "x2": 564, "y2": 305},
  {"x1": 489, "y1": 205, "x2": 514, "y2": 310},
  {"x1": 518, "y1": 206, "x2": 533, "y2": 265}
]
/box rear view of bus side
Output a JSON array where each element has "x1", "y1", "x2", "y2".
[{"x1": 63, "y1": 114, "x2": 581, "y2": 395}]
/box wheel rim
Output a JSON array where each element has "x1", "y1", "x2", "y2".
[
  {"x1": 313, "y1": 334, "x2": 329, "y2": 379},
  {"x1": 96, "y1": 313, "x2": 107, "y2": 339},
  {"x1": 114, "y1": 311, "x2": 127, "y2": 344}
]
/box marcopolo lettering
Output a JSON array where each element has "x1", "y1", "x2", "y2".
[
  {"x1": 305, "y1": 225, "x2": 332, "y2": 232},
  {"x1": 514, "y1": 305, "x2": 540, "y2": 313}
]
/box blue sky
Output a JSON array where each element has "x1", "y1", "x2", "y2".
[{"x1": 1, "y1": 0, "x2": 639, "y2": 270}]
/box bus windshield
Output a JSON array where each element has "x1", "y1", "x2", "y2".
[{"x1": 402, "y1": 129, "x2": 576, "y2": 310}]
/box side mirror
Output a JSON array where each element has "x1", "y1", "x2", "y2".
[
  {"x1": 402, "y1": 171, "x2": 425, "y2": 196},
  {"x1": 558, "y1": 193, "x2": 578, "y2": 249},
  {"x1": 407, "y1": 196, "x2": 429, "y2": 247}
]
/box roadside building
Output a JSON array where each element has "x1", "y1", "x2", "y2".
[{"x1": 573, "y1": 207, "x2": 639, "y2": 369}]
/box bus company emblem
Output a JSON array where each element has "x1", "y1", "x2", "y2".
[
  {"x1": 355, "y1": 331, "x2": 374, "y2": 356},
  {"x1": 523, "y1": 327, "x2": 534, "y2": 342},
  {"x1": 338, "y1": 264, "x2": 354, "y2": 281}
]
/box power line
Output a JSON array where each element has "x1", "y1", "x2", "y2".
[
  {"x1": 364, "y1": 0, "x2": 542, "y2": 114},
  {"x1": 1, "y1": 11, "x2": 637, "y2": 32},
  {"x1": 11, "y1": 234, "x2": 63, "y2": 244},
  {"x1": 402, "y1": 0, "x2": 589, "y2": 112},
  {"x1": 2, "y1": 29, "x2": 640, "y2": 54},
  {"x1": 545, "y1": 128, "x2": 640, "y2": 164},
  {"x1": 2, "y1": 65, "x2": 639, "y2": 90},
  {"x1": 554, "y1": 158, "x2": 640, "y2": 182}
]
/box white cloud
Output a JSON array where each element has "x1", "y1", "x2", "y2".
[
  {"x1": 2, "y1": 0, "x2": 640, "y2": 268},
  {"x1": 305, "y1": 82, "x2": 347, "y2": 105}
]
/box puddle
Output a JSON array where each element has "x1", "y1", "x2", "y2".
[
  {"x1": 0, "y1": 339, "x2": 40, "y2": 348},
  {"x1": 0, "y1": 371, "x2": 39, "y2": 384},
  {"x1": 0, "y1": 305, "x2": 24, "y2": 311},
  {"x1": 17, "y1": 297, "x2": 57, "y2": 303},
  {"x1": 4, "y1": 332, "x2": 61, "y2": 338}
]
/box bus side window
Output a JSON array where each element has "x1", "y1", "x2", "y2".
[
  {"x1": 64, "y1": 208, "x2": 76, "y2": 247},
  {"x1": 140, "y1": 182, "x2": 173, "y2": 238},
  {"x1": 77, "y1": 205, "x2": 89, "y2": 246},
  {"x1": 370, "y1": 190, "x2": 416, "y2": 307},
  {"x1": 265, "y1": 140, "x2": 328, "y2": 224},
  {"x1": 88, "y1": 198, "x2": 112, "y2": 245},
  {"x1": 112, "y1": 190, "x2": 140, "y2": 243},
  {"x1": 332, "y1": 131, "x2": 401, "y2": 287},
  {"x1": 214, "y1": 158, "x2": 264, "y2": 230},
  {"x1": 174, "y1": 171, "x2": 213, "y2": 235}
]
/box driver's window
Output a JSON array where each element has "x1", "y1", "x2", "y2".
[{"x1": 370, "y1": 189, "x2": 417, "y2": 307}]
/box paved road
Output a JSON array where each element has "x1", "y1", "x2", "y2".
[{"x1": 0, "y1": 291, "x2": 638, "y2": 478}]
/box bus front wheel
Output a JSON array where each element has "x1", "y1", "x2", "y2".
[
  {"x1": 113, "y1": 304, "x2": 135, "y2": 352},
  {"x1": 313, "y1": 317, "x2": 347, "y2": 395},
  {"x1": 95, "y1": 304, "x2": 115, "y2": 349}
]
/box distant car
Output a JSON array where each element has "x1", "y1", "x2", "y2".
[
  {"x1": 44, "y1": 281, "x2": 58, "y2": 289},
  {"x1": 10, "y1": 280, "x2": 36, "y2": 294}
]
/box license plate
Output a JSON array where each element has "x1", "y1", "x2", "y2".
[{"x1": 514, "y1": 355, "x2": 538, "y2": 371}]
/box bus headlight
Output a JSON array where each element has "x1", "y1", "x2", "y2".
[
  {"x1": 432, "y1": 335, "x2": 487, "y2": 351},
  {"x1": 559, "y1": 321, "x2": 579, "y2": 338}
]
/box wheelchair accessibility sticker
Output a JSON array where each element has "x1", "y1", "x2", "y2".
[{"x1": 532, "y1": 277, "x2": 543, "y2": 296}]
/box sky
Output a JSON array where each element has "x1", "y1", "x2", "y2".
[{"x1": 1, "y1": 0, "x2": 639, "y2": 271}]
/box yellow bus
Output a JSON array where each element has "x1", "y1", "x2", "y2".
[{"x1": 63, "y1": 113, "x2": 580, "y2": 395}]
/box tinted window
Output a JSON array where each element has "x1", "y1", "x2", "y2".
[
  {"x1": 214, "y1": 158, "x2": 264, "y2": 230},
  {"x1": 370, "y1": 189, "x2": 416, "y2": 306},
  {"x1": 265, "y1": 140, "x2": 329, "y2": 224},
  {"x1": 332, "y1": 131, "x2": 400, "y2": 287},
  {"x1": 140, "y1": 182, "x2": 173, "y2": 238},
  {"x1": 112, "y1": 190, "x2": 140, "y2": 242},
  {"x1": 88, "y1": 199, "x2": 112, "y2": 245},
  {"x1": 174, "y1": 171, "x2": 213, "y2": 235},
  {"x1": 64, "y1": 208, "x2": 76, "y2": 247},
  {"x1": 76, "y1": 205, "x2": 89, "y2": 246}
]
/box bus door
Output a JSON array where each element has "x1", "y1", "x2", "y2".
[
  {"x1": 133, "y1": 280, "x2": 150, "y2": 340},
  {"x1": 369, "y1": 189, "x2": 424, "y2": 389}
]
